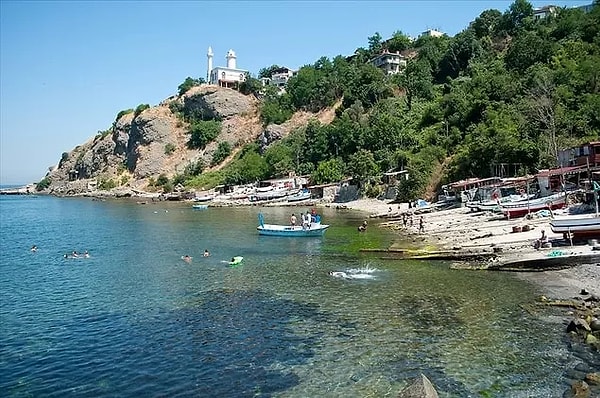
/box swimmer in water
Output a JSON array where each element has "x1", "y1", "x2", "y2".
[
  {"x1": 182, "y1": 255, "x2": 192, "y2": 263},
  {"x1": 31, "y1": 245, "x2": 37, "y2": 252},
  {"x1": 203, "y1": 249, "x2": 210, "y2": 257},
  {"x1": 328, "y1": 271, "x2": 348, "y2": 278}
]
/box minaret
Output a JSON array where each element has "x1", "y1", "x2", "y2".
[
  {"x1": 207, "y1": 46, "x2": 213, "y2": 83},
  {"x1": 226, "y1": 49, "x2": 237, "y2": 69}
]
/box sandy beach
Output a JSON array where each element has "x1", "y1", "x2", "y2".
[{"x1": 339, "y1": 197, "x2": 600, "y2": 300}]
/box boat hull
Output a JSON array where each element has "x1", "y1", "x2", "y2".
[
  {"x1": 501, "y1": 194, "x2": 566, "y2": 218},
  {"x1": 550, "y1": 214, "x2": 600, "y2": 237},
  {"x1": 257, "y1": 223, "x2": 329, "y2": 237}
]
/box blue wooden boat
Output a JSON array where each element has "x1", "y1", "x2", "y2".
[{"x1": 257, "y1": 213, "x2": 329, "y2": 237}]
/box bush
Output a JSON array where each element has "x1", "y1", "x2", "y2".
[
  {"x1": 187, "y1": 120, "x2": 221, "y2": 149},
  {"x1": 164, "y1": 143, "x2": 176, "y2": 155},
  {"x1": 116, "y1": 109, "x2": 134, "y2": 120},
  {"x1": 156, "y1": 174, "x2": 169, "y2": 186},
  {"x1": 134, "y1": 104, "x2": 150, "y2": 117},
  {"x1": 211, "y1": 141, "x2": 232, "y2": 166},
  {"x1": 184, "y1": 159, "x2": 205, "y2": 177},
  {"x1": 36, "y1": 177, "x2": 51, "y2": 191},
  {"x1": 178, "y1": 77, "x2": 205, "y2": 96},
  {"x1": 98, "y1": 178, "x2": 117, "y2": 191}
]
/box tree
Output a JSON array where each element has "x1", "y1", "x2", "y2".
[
  {"x1": 211, "y1": 141, "x2": 231, "y2": 166},
  {"x1": 187, "y1": 120, "x2": 221, "y2": 149},
  {"x1": 311, "y1": 158, "x2": 345, "y2": 184},
  {"x1": 258, "y1": 65, "x2": 282, "y2": 79},
  {"x1": 502, "y1": 0, "x2": 534, "y2": 34},
  {"x1": 397, "y1": 59, "x2": 433, "y2": 110},
  {"x1": 386, "y1": 31, "x2": 411, "y2": 52},
  {"x1": 470, "y1": 9, "x2": 503, "y2": 38},
  {"x1": 178, "y1": 77, "x2": 205, "y2": 96},
  {"x1": 347, "y1": 149, "x2": 380, "y2": 186},
  {"x1": 368, "y1": 32, "x2": 383, "y2": 54}
]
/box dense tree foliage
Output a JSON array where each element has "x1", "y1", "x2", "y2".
[{"x1": 183, "y1": 0, "x2": 600, "y2": 200}]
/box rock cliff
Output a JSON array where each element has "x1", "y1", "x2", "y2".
[{"x1": 43, "y1": 85, "x2": 336, "y2": 195}]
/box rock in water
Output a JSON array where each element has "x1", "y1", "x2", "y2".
[{"x1": 398, "y1": 373, "x2": 439, "y2": 398}]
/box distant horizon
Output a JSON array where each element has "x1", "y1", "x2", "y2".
[{"x1": 0, "y1": 0, "x2": 592, "y2": 185}]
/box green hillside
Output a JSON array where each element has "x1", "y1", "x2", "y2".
[{"x1": 187, "y1": 0, "x2": 600, "y2": 201}]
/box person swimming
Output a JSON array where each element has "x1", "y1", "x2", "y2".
[
  {"x1": 182, "y1": 255, "x2": 192, "y2": 263},
  {"x1": 31, "y1": 245, "x2": 37, "y2": 252},
  {"x1": 328, "y1": 271, "x2": 349, "y2": 278},
  {"x1": 203, "y1": 249, "x2": 210, "y2": 257}
]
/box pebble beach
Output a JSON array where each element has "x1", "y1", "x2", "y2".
[{"x1": 339, "y1": 197, "x2": 600, "y2": 300}]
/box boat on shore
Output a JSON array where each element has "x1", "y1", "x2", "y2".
[
  {"x1": 501, "y1": 192, "x2": 567, "y2": 219},
  {"x1": 287, "y1": 189, "x2": 311, "y2": 202},
  {"x1": 192, "y1": 204, "x2": 209, "y2": 210},
  {"x1": 256, "y1": 213, "x2": 329, "y2": 237},
  {"x1": 550, "y1": 214, "x2": 600, "y2": 238}
]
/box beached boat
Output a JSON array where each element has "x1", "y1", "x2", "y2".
[
  {"x1": 287, "y1": 190, "x2": 311, "y2": 202},
  {"x1": 193, "y1": 195, "x2": 214, "y2": 202},
  {"x1": 257, "y1": 213, "x2": 329, "y2": 237},
  {"x1": 550, "y1": 214, "x2": 600, "y2": 238},
  {"x1": 500, "y1": 192, "x2": 567, "y2": 219}
]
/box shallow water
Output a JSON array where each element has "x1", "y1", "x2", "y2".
[{"x1": 0, "y1": 195, "x2": 593, "y2": 397}]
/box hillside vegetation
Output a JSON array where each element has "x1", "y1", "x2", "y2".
[{"x1": 41, "y1": 0, "x2": 599, "y2": 200}]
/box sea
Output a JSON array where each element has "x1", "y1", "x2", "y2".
[{"x1": 0, "y1": 193, "x2": 598, "y2": 397}]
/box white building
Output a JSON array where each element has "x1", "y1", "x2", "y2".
[
  {"x1": 420, "y1": 29, "x2": 444, "y2": 38},
  {"x1": 369, "y1": 50, "x2": 407, "y2": 75},
  {"x1": 207, "y1": 47, "x2": 249, "y2": 88},
  {"x1": 533, "y1": 5, "x2": 558, "y2": 19},
  {"x1": 260, "y1": 66, "x2": 297, "y2": 91}
]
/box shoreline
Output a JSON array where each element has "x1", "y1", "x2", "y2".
[{"x1": 339, "y1": 197, "x2": 600, "y2": 300}]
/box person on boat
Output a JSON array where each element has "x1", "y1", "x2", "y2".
[
  {"x1": 358, "y1": 220, "x2": 368, "y2": 232},
  {"x1": 31, "y1": 245, "x2": 37, "y2": 252},
  {"x1": 290, "y1": 213, "x2": 297, "y2": 227},
  {"x1": 302, "y1": 212, "x2": 311, "y2": 229},
  {"x1": 203, "y1": 249, "x2": 210, "y2": 257}
]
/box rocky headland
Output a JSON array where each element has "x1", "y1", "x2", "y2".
[{"x1": 40, "y1": 85, "x2": 336, "y2": 196}]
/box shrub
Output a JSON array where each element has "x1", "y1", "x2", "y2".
[
  {"x1": 164, "y1": 143, "x2": 176, "y2": 155},
  {"x1": 211, "y1": 141, "x2": 232, "y2": 166},
  {"x1": 178, "y1": 77, "x2": 205, "y2": 96},
  {"x1": 134, "y1": 104, "x2": 150, "y2": 117},
  {"x1": 120, "y1": 175, "x2": 129, "y2": 185},
  {"x1": 156, "y1": 174, "x2": 169, "y2": 186},
  {"x1": 184, "y1": 159, "x2": 205, "y2": 177},
  {"x1": 187, "y1": 120, "x2": 221, "y2": 149},
  {"x1": 98, "y1": 178, "x2": 117, "y2": 190},
  {"x1": 116, "y1": 109, "x2": 134, "y2": 120},
  {"x1": 36, "y1": 177, "x2": 51, "y2": 191}
]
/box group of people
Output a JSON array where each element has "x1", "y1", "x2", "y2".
[
  {"x1": 181, "y1": 249, "x2": 210, "y2": 263},
  {"x1": 63, "y1": 250, "x2": 90, "y2": 259},
  {"x1": 401, "y1": 213, "x2": 425, "y2": 233},
  {"x1": 290, "y1": 209, "x2": 319, "y2": 229}
]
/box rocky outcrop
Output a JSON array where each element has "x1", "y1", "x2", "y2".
[
  {"x1": 398, "y1": 374, "x2": 439, "y2": 398},
  {"x1": 182, "y1": 85, "x2": 253, "y2": 120}
]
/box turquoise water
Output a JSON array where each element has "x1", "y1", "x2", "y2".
[{"x1": 0, "y1": 195, "x2": 591, "y2": 397}]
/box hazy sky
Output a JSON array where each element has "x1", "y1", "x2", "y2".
[{"x1": 0, "y1": 0, "x2": 589, "y2": 185}]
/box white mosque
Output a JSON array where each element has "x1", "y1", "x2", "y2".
[{"x1": 207, "y1": 46, "x2": 249, "y2": 88}]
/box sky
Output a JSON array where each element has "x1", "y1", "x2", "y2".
[{"x1": 0, "y1": 0, "x2": 592, "y2": 185}]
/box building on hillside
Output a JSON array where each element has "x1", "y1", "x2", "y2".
[
  {"x1": 533, "y1": 5, "x2": 558, "y2": 19},
  {"x1": 420, "y1": 29, "x2": 444, "y2": 38},
  {"x1": 369, "y1": 50, "x2": 407, "y2": 75},
  {"x1": 207, "y1": 46, "x2": 249, "y2": 89},
  {"x1": 260, "y1": 66, "x2": 298, "y2": 91},
  {"x1": 557, "y1": 141, "x2": 600, "y2": 168}
]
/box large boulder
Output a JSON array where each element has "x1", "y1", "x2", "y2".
[
  {"x1": 398, "y1": 374, "x2": 439, "y2": 398},
  {"x1": 183, "y1": 85, "x2": 253, "y2": 120}
]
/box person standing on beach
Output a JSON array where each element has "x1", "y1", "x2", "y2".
[{"x1": 419, "y1": 216, "x2": 425, "y2": 233}]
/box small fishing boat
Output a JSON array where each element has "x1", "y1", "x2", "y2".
[
  {"x1": 192, "y1": 204, "x2": 209, "y2": 210},
  {"x1": 193, "y1": 195, "x2": 214, "y2": 202},
  {"x1": 550, "y1": 214, "x2": 600, "y2": 238},
  {"x1": 256, "y1": 213, "x2": 329, "y2": 237},
  {"x1": 287, "y1": 189, "x2": 311, "y2": 202},
  {"x1": 500, "y1": 192, "x2": 567, "y2": 219}
]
